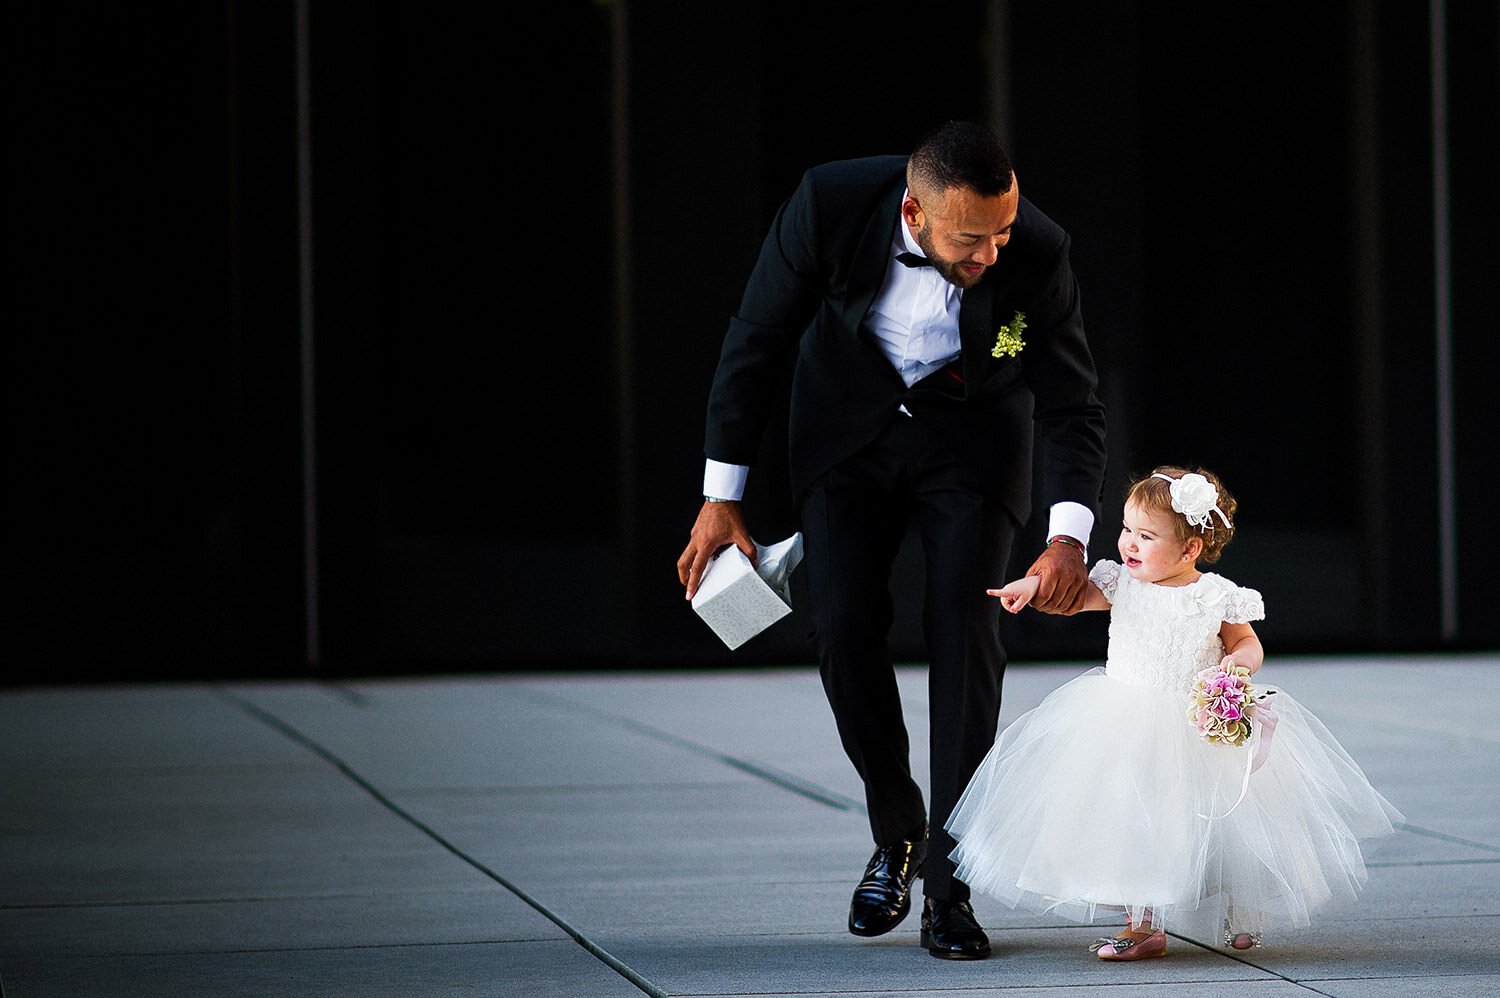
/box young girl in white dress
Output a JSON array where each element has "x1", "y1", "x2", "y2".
[{"x1": 946, "y1": 466, "x2": 1402, "y2": 960}]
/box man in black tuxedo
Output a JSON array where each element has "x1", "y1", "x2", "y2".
[{"x1": 678, "y1": 121, "x2": 1107, "y2": 959}]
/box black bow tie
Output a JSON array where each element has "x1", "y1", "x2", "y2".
[{"x1": 896, "y1": 252, "x2": 932, "y2": 268}]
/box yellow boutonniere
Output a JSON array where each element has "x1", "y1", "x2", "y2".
[{"x1": 991, "y1": 311, "x2": 1027, "y2": 358}]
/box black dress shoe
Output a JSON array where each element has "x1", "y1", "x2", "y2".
[
  {"x1": 847, "y1": 835, "x2": 925, "y2": 936},
  {"x1": 920, "y1": 898, "x2": 991, "y2": 959}
]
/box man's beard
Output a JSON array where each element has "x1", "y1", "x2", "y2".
[{"x1": 915, "y1": 224, "x2": 984, "y2": 289}]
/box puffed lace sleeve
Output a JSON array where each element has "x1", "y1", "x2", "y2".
[
  {"x1": 1221, "y1": 580, "x2": 1266, "y2": 624},
  {"x1": 1088, "y1": 559, "x2": 1122, "y2": 604}
]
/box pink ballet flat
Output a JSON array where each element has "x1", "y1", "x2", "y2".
[
  {"x1": 1089, "y1": 928, "x2": 1166, "y2": 960},
  {"x1": 1223, "y1": 920, "x2": 1261, "y2": 950}
]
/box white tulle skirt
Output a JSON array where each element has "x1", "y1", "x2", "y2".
[{"x1": 946, "y1": 668, "x2": 1403, "y2": 941}]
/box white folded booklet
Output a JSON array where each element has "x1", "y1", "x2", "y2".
[{"x1": 691, "y1": 533, "x2": 803, "y2": 650}]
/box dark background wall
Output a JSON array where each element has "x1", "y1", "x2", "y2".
[{"x1": 7, "y1": 1, "x2": 1497, "y2": 682}]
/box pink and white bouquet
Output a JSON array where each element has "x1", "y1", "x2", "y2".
[{"x1": 1188, "y1": 665, "x2": 1275, "y2": 746}]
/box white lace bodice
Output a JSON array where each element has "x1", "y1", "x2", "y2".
[{"x1": 1089, "y1": 560, "x2": 1265, "y2": 693}]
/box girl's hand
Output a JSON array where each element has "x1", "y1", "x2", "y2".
[
  {"x1": 988, "y1": 576, "x2": 1041, "y2": 614},
  {"x1": 1218, "y1": 654, "x2": 1254, "y2": 678},
  {"x1": 1219, "y1": 649, "x2": 1260, "y2": 676}
]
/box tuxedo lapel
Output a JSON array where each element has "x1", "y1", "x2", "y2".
[
  {"x1": 958, "y1": 276, "x2": 997, "y2": 392},
  {"x1": 840, "y1": 183, "x2": 906, "y2": 335}
]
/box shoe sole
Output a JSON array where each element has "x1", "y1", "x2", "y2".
[
  {"x1": 1097, "y1": 942, "x2": 1166, "y2": 960},
  {"x1": 1098, "y1": 950, "x2": 1166, "y2": 960}
]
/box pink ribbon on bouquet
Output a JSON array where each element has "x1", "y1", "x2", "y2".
[{"x1": 1197, "y1": 701, "x2": 1280, "y2": 821}]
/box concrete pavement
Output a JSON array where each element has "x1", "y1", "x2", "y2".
[{"x1": 2, "y1": 654, "x2": 1497, "y2": 996}]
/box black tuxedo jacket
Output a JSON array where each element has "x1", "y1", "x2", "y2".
[{"x1": 705, "y1": 155, "x2": 1107, "y2": 526}]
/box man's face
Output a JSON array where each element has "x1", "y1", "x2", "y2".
[{"x1": 903, "y1": 176, "x2": 1019, "y2": 289}]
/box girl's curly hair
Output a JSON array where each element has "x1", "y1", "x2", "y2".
[{"x1": 1125, "y1": 465, "x2": 1238, "y2": 564}]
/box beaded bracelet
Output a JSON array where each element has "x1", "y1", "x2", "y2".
[{"x1": 1048, "y1": 536, "x2": 1084, "y2": 553}]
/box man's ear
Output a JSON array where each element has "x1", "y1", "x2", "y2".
[{"x1": 901, "y1": 193, "x2": 923, "y2": 231}]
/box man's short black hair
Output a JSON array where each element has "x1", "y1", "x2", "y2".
[{"x1": 908, "y1": 121, "x2": 1014, "y2": 198}]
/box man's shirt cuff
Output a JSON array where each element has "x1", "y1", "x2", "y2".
[
  {"x1": 1047, "y1": 501, "x2": 1095, "y2": 559},
  {"x1": 703, "y1": 460, "x2": 749, "y2": 501}
]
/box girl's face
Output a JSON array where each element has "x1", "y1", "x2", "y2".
[{"x1": 1118, "y1": 499, "x2": 1200, "y2": 586}]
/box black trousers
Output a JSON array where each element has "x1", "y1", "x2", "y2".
[{"x1": 798, "y1": 411, "x2": 1016, "y2": 903}]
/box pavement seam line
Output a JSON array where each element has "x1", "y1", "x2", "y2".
[
  {"x1": 216, "y1": 687, "x2": 670, "y2": 998},
  {"x1": 1393, "y1": 822, "x2": 1500, "y2": 854},
  {"x1": 512, "y1": 685, "x2": 869, "y2": 813}
]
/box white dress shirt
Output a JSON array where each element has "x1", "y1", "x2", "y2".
[{"x1": 865, "y1": 216, "x2": 962, "y2": 387}]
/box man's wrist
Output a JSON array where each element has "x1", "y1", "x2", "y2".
[{"x1": 1047, "y1": 535, "x2": 1086, "y2": 557}]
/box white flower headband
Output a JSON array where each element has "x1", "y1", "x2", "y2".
[{"x1": 1153, "y1": 472, "x2": 1231, "y2": 531}]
